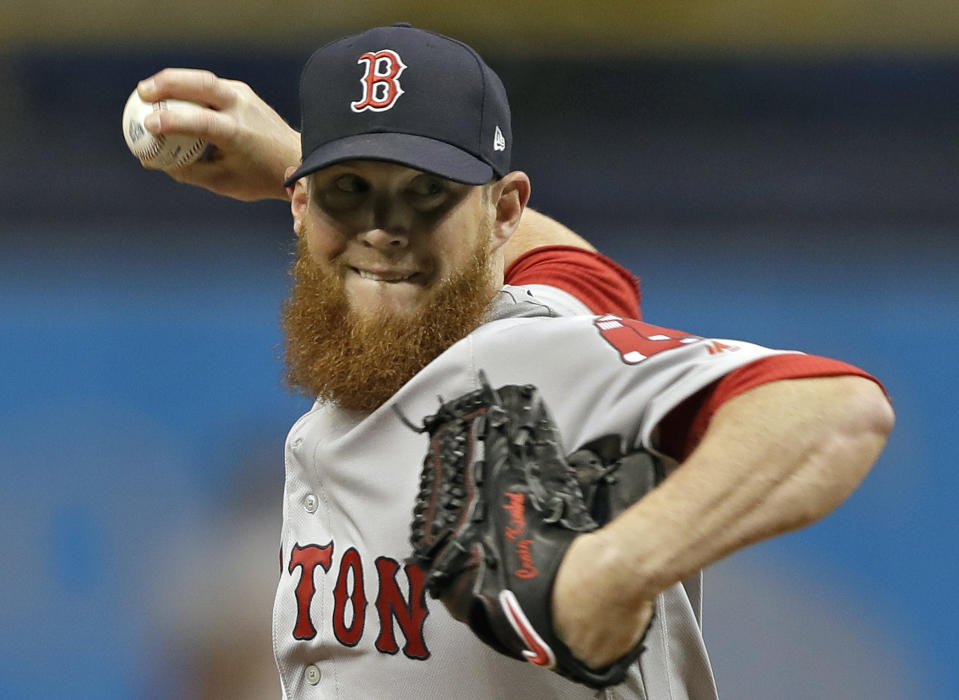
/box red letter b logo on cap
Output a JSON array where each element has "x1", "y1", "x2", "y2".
[{"x1": 351, "y1": 50, "x2": 407, "y2": 112}]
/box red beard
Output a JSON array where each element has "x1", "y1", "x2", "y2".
[{"x1": 281, "y1": 236, "x2": 495, "y2": 412}]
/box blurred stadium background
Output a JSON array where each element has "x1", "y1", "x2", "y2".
[{"x1": 1, "y1": 1, "x2": 956, "y2": 698}]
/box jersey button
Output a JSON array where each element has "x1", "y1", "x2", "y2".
[
  {"x1": 305, "y1": 664, "x2": 321, "y2": 685},
  {"x1": 304, "y1": 493, "x2": 319, "y2": 513}
]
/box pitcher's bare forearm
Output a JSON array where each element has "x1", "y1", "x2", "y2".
[{"x1": 553, "y1": 374, "x2": 893, "y2": 668}]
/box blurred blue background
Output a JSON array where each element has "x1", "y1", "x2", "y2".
[{"x1": 1, "y1": 2, "x2": 957, "y2": 698}]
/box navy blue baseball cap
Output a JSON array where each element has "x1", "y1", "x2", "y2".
[{"x1": 284, "y1": 23, "x2": 512, "y2": 187}]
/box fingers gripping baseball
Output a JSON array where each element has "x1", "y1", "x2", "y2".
[
  {"x1": 138, "y1": 70, "x2": 241, "y2": 145},
  {"x1": 141, "y1": 69, "x2": 235, "y2": 110},
  {"x1": 130, "y1": 68, "x2": 300, "y2": 201},
  {"x1": 141, "y1": 94, "x2": 233, "y2": 146}
]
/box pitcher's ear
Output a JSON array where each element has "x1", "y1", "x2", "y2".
[
  {"x1": 290, "y1": 171, "x2": 310, "y2": 237},
  {"x1": 489, "y1": 171, "x2": 531, "y2": 249}
]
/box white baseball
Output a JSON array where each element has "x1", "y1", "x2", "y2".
[{"x1": 122, "y1": 89, "x2": 207, "y2": 169}]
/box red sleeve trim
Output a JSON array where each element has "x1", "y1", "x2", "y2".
[
  {"x1": 504, "y1": 245, "x2": 641, "y2": 319},
  {"x1": 658, "y1": 354, "x2": 886, "y2": 461}
]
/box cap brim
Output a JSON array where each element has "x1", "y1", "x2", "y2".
[{"x1": 284, "y1": 133, "x2": 494, "y2": 187}]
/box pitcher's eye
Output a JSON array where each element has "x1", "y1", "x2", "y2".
[
  {"x1": 408, "y1": 176, "x2": 446, "y2": 198},
  {"x1": 315, "y1": 174, "x2": 371, "y2": 212},
  {"x1": 334, "y1": 175, "x2": 370, "y2": 193}
]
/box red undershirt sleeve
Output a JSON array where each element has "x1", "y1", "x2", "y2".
[
  {"x1": 657, "y1": 354, "x2": 888, "y2": 462},
  {"x1": 504, "y1": 245, "x2": 642, "y2": 319}
]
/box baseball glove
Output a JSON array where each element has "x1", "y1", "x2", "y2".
[{"x1": 397, "y1": 372, "x2": 658, "y2": 688}]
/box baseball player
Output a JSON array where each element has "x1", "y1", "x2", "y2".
[{"x1": 137, "y1": 24, "x2": 893, "y2": 700}]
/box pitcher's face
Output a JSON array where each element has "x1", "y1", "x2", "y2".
[{"x1": 292, "y1": 160, "x2": 499, "y2": 319}]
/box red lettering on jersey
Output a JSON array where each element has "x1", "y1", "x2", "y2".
[
  {"x1": 288, "y1": 542, "x2": 334, "y2": 640},
  {"x1": 594, "y1": 314, "x2": 699, "y2": 364},
  {"x1": 374, "y1": 557, "x2": 430, "y2": 660},
  {"x1": 351, "y1": 50, "x2": 407, "y2": 112},
  {"x1": 332, "y1": 547, "x2": 367, "y2": 647},
  {"x1": 706, "y1": 341, "x2": 738, "y2": 355}
]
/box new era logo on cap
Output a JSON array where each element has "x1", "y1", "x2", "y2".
[
  {"x1": 494, "y1": 125, "x2": 506, "y2": 152},
  {"x1": 285, "y1": 23, "x2": 513, "y2": 186}
]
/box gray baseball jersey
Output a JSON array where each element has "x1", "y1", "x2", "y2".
[{"x1": 272, "y1": 284, "x2": 796, "y2": 699}]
